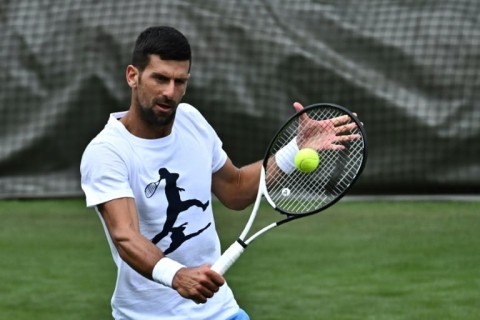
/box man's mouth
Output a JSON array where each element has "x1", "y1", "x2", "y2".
[{"x1": 154, "y1": 102, "x2": 173, "y2": 112}]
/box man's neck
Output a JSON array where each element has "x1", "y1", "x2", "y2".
[{"x1": 120, "y1": 107, "x2": 173, "y2": 139}]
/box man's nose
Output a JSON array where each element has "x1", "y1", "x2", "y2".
[{"x1": 163, "y1": 80, "x2": 175, "y2": 98}]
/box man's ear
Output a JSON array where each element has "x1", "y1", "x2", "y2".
[
  {"x1": 126, "y1": 65, "x2": 139, "y2": 88},
  {"x1": 182, "y1": 74, "x2": 190, "y2": 96}
]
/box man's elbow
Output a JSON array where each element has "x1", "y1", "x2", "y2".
[{"x1": 218, "y1": 194, "x2": 252, "y2": 211}]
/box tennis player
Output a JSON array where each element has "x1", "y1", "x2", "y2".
[{"x1": 80, "y1": 25, "x2": 306, "y2": 320}]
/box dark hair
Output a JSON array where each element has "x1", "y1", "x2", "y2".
[{"x1": 131, "y1": 26, "x2": 191, "y2": 71}]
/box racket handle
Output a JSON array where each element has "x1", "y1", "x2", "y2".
[{"x1": 211, "y1": 240, "x2": 245, "y2": 275}]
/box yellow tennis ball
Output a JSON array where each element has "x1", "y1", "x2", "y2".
[{"x1": 294, "y1": 148, "x2": 320, "y2": 173}]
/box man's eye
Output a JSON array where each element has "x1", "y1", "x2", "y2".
[{"x1": 156, "y1": 76, "x2": 168, "y2": 82}]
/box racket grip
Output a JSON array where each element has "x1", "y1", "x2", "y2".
[{"x1": 211, "y1": 240, "x2": 245, "y2": 275}]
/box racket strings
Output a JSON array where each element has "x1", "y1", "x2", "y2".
[{"x1": 265, "y1": 106, "x2": 365, "y2": 215}]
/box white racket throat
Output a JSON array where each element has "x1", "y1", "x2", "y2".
[
  {"x1": 240, "y1": 168, "x2": 275, "y2": 239},
  {"x1": 212, "y1": 168, "x2": 271, "y2": 275}
]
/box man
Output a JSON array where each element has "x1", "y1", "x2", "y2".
[
  {"x1": 81, "y1": 25, "x2": 290, "y2": 319},
  {"x1": 81, "y1": 25, "x2": 361, "y2": 319}
]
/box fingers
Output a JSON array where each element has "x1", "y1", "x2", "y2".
[
  {"x1": 292, "y1": 101, "x2": 304, "y2": 112},
  {"x1": 294, "y1": 102, "x2": 362, "y2": 150},
  {"x1": 193, "y1": 284, "x2": 216, "y2": 304},
  {"x1": 293, "y1": 102, "x2": 312, "y2": 124},
  {"x1": 334, "y1": 122, "x2": 358, "y2": 135},
  {"x1": 173, "y1": 265, "x2": 225, "y2": 304},
  {"x1": 330, "y1": 114, "x2": 353, "y2": 127},
  {"x1": 335, "y1": 133, "x2": 361, "y2": 143},
  {"x1": 194, "y1": 270, "x2": 224, "y2": 303},
  {"x1": 208, "y1": 267, "x2": 226, "y2": 286}
]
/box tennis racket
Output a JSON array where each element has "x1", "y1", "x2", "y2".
[
  {"x1": 211, "y1": 103, "x2": 368, "y2": 275},
  {"x1": 145, "y1": 175, "x2": 162, "y2": 198}
]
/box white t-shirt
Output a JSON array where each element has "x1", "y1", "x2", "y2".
[{"x1": 80, "y1": 103, "x2": 240, "y2": 320}]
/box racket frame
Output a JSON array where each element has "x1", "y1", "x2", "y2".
[{"x1": 211, "y1": 103, "x2": 368, "y2": 275}]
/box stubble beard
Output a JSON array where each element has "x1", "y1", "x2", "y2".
[{"x1": 136, "y1": 95, "x2": 177, "y2": 127}]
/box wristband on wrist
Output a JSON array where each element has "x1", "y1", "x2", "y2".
[
  {"x1": 152, "y1": 257, "x2": 186, "y2": 287},
  {"x1": 275, "y1": 137, "x2": 299, "y2": 174}
]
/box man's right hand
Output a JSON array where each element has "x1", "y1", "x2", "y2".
[{"x1": 172, "y1": 264, "x2": 225, "y2": 304}]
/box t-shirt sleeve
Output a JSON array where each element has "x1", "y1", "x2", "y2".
[
  {"x1": 184, "y1": 104, "x2": 228, "y2": 173},
  {"x1": 80, "y1": 141, "x2": 134, "y2": 207},
  {"x1": 211, "y1": 130, "x2": 228, "y2": 173}
]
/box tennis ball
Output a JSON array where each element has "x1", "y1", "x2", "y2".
[{"x1": 294, "y1": 148, "x2": 319, "y2": 173}]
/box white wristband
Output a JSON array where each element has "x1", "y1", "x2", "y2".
[
  {"x1": 152, "y1": 257, "x2": 186, "y2": 287},
  {"x1": 275, "y1": 137, "x2": 299, "y2": 174}
]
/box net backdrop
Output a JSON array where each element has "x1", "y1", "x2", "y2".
[{"x1": 0, "y1": 0, "x2": 479, "y2": 198}]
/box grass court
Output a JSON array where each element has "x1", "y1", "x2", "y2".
[{"x1": 0, "y1": 199, "x2": 478, "y2": 319}]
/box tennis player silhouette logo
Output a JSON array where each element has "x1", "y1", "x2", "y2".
[{"x1": 145, "y1": 168, "x2": 210, "y2": 253}]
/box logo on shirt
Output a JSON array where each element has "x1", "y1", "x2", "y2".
[{"x1": 145, "y1": 168, "x2": 211, "y2": 254}]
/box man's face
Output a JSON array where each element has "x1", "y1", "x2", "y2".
[{"x1": 130, "y1": 55, "x2": 190, "y2": 127}]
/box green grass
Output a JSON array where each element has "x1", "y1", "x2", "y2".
[
  {"x1": 0, "y1": 200, "x2": 114, "y2": 319},
  {"x1": 0, "y1": 199, "x2": 479, "y2": 319}
]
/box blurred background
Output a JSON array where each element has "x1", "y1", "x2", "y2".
[{"x1": 1, "y1": 0, "x2": 479, "y2": 198}]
